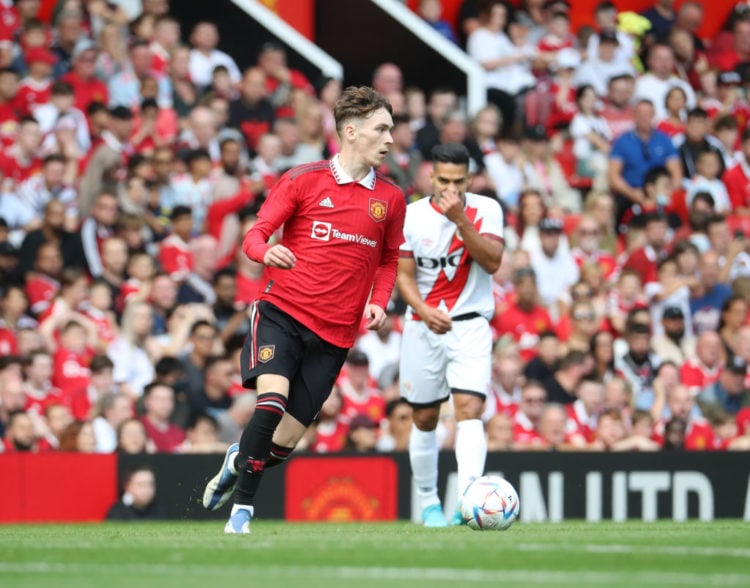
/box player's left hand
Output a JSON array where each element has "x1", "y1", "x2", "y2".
[
  {"x1": 435, "y1": 188, "x2": 465, "y2": 224},
  {"x1": 364, "y1": 304, "x2": 386, "y2": 331}
]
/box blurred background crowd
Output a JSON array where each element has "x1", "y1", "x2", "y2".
[{"x1": 0, "y1": 0, "x2": 749, "y2": 458}]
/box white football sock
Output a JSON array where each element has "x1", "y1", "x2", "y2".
[
  {"x1": 409, "y1": 424, "x2": 440, "y2": 509},
  {"x1": 455, "y1": 419, "x2": 487, "y2": 503},
  {"x1": 231, "y1": 504, "x2": 254, "y2": 517}
]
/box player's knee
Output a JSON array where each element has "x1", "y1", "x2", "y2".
[
  {"x1": 412, "y1": 408, "x2": 440, "y2": 431},
  {"x1": 453, "y1": 394, "x2": 485, "y2": 421}
]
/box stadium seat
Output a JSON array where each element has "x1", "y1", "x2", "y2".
[{"x1": 726, "y1": 215, "x2": 750, "y2": 237}]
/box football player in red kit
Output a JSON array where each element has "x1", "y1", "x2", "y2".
[{"x1": 203, "y1": 86, "x2": 406, "y2": 533}]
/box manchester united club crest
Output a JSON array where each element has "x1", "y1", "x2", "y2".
[
  {"x1": 369, "y1": 198, "x2": 387, "y2": 223},
  {"x1": 258, "y1": 345, "x2": 275, "y2": 363}
]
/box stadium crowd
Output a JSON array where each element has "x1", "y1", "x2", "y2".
[{"x1": 0, "y1": 0, "x2": 750, "y2": 457}]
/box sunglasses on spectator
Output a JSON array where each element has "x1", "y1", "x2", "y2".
[{"x1": 573, "y1": 312, "x2": 595, "y2": 321}]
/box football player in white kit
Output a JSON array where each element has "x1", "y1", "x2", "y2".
[{"x1": 397, "y1": 143, "x2": 504, "y2": 527}]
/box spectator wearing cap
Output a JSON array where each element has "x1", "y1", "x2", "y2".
[
  {"x1": 699, "y1": 356, "x2": 749, "y2": 417},
  {"x1": 652, "y1": 305, "x2": 697, "y2": 365},
  {"x1": 188, "y1": 21, "x2": 241, "y2": 91},
  {"x1": 575, "y1": 29, "x2": 636, "y2": 97},
  {"x1": 608, "y1": 100, "x2": 681, "y2": 227},
  {"x1": 339, "y1": 350, "x2": 386, "y2": 426},
  {"x1": 78, "y1": 106, "x2": 133, "y2": 216},
  {"x1": 16, "y1": 46, "x2": 56, "y2": 117},
  {"x1": 636, "y1": 43, "x2": 696, "y2": 122},
  {"x1": 529, "y1": 217, "x2": 579, "y2": 310},
  {"x1": 492, "y1": 267, "x2": 554, "y2": 363}
]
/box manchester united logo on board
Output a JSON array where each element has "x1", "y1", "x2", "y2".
[
  {"x1": 258, "y1": 345, "x2": 275, "y2": 363},
  {"x1": 369, "y1": 198, "x2": 387, "y2": 222}
]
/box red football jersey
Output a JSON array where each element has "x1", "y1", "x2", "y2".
[
  {"x1": 492, "y1": 300, "x2": 554, "y2": 362},
  {"x1": 242, "y1": 157, "x2": 406, "y2": 348},
  {"x1": 52, "y1": 347, "x2": 93, "y2": 403}
]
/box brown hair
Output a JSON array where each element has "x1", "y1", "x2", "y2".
[{"x1": 333, "y1": 86, "x2": 392, "y2": 136}]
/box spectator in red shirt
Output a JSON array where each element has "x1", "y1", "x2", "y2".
[
  {"x1": 570, "y1": 215, "x2": 617, "y2": 280},
  {"x1": 622, "y1": 213, "x2": 670, "y2": 285},
  {"x1": 707, "y1": 11, "x2": 750, "y2": 73},
  {"x1": 655, "y1": 384, "x2": 717, "y2": 450},
  {"x1": 52, "y1": 319, "x2": 94, "y2": 406},
  {"x1": 680, "y1": 330, "x2": 724, "y2": 393},
  {"x1": 24, "y1": 240, "x2": 62, "y2": 316},
  {"x1": 723, "y1": 127, "x2": 750, "y2": 215},
  {"x1": 15, "y1": 46, "x2": 55, "y2": 117},
  {"x1": 0, "y1": 66, "x2": 19, "y2": 147},
  {"x1": 140, "y1": 382, "x2": 185, "y2": 453},
  {"x1": 493, "y1": 266, "x2": 555, "y2": 362},
  {"x1": 0, "y1": 115, "x2": 42, "y2": 188},
  {"x1": 256, "y1": 41, "x2": 314, "y2": 117},
  {"x1": 338, "y1": 349, "x2": 386, "y2": 426},
  {"x1": 2, "y1": 410, "x2": 47, "y2": 452}
]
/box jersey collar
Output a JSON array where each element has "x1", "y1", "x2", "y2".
[{"x1": 330, "y1": 154, "x2": 376, "y2": 190}]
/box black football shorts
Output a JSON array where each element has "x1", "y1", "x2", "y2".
[{"x1": 240, "y1": 300, "x2": 348, "y2": 426}]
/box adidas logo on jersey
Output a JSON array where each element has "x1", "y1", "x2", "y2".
[{"x1": 319, "y1": 196, "x2": 334, "y2": 208}]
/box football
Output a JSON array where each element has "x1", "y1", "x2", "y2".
[{"x1": 460, "y1": 475, "x2": 519, "y2": 531}]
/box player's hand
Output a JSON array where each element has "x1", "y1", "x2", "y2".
[
  {"x1": 364, "y1": 304, "x2": 386, "y2": 330},
  {"x1": 434, "y1": 188, "x2": 465, "y2": 224},
  {"x1": 263, "y1": 244, "x2": 296, "y2": 269},
  {"x1": 420, "y1": 306, "x2": 452, "y2": 334}
]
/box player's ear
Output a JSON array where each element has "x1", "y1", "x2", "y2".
[{"x1": 342, "y1": 122, "x2": 357, "y2": 142}]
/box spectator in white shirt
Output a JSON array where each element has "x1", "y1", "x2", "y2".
[
  {"x1": 575, "y1": 29, "x2": 636, "y2": 97},
  {"x1": 530, "y1": 217, "x2": 580, "y2": 315},
  {"x1": 188, "y1": 21, "x2": 241, "y2": 90},
  {"x1": 635, "y1": 42, "x2": 695, "y2": 121}
]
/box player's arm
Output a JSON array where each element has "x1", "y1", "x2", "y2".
[
  {"x1": 438, "y1": 192, "x2": 504, "y2": 274},
  {"x1": 396, "y1": 254, "x2": 452, "y2": 334},
  {"x1": 369, "y1": 193, "x2": 407, "y2": 329},
  {"x1": 242, "y1": 173, "x2": 298, "y2": 269}
]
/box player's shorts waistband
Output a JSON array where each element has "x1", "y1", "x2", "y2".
[{"x1": 411, "y1": 312, "x2": 483, "y2": 322}]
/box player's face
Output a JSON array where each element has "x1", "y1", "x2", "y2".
[
  {"x1": 352, "y1": 107, "x2": 393, "y2": 167},
  {"x1": 430, "y1": 162, "x2": 469, "y2": 202}
]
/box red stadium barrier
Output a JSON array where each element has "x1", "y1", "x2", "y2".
[
  {"x1": 285, "y1": 456, "x2": 398, "y2": 521},
  {"x1": 0, "y1": 453, "x2": 118, "y2": 523}
]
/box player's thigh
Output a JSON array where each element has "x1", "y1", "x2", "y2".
[
  {"x1": 399, "y1": 321, "x2": 450, "y2": 406},
  {"x1": 285, "y1": 337, "x2": 348, "y2": 427},
  {"x1": 445, "y1": 319, "x2": 492, "y2": 397},
  {"x1": 240, "y1": 301, "x2": 302, "y2": 390}
]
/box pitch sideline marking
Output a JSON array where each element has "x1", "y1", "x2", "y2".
[{"x1": 0, "y1": 562, "x2": 749, "y2": 586}]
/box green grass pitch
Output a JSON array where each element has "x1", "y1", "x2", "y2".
[{"x1": 1, "y1": 521, "x2": 748, "y2": 588}]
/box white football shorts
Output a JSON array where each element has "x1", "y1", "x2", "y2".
[{"x1": 399, "y1": 316, "x2": 492, "y2": 406}]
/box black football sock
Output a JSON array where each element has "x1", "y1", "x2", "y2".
[
  {"x1": 234, "y1": 392, "x2": 287, "y2": 507},
  {"x1": 266, "y1": 442, "x2": 294, "y2": 468}
]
